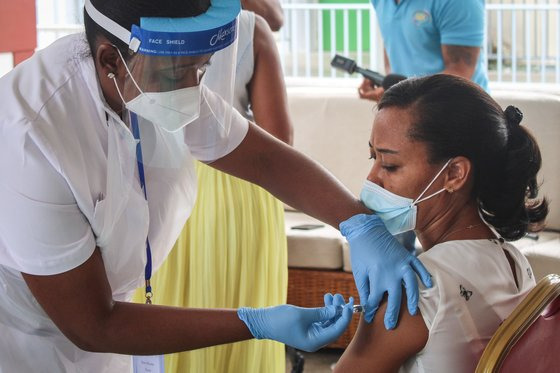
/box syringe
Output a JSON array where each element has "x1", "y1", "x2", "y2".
[
  {"x1": 322, "y1": 304, "x2": 364, "y2": 327},
  {"x1": 334, "y1": 304, "x2": 364, "y2": 317}
]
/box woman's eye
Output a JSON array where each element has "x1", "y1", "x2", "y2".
[{"x1": 382, "y1": 165, "x2": 398, "y2": 172}]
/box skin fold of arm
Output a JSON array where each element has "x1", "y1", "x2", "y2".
[
  {"x1": 22, "y1": 248, "x2": 253, "y2": 355},
  {"x1": 248, "y1": 14, "x2": 293, "y2": 145},
  {"x1": 441, "y1": 44, "x2": 480, "y2": 80},
  {"x1": 334, "y1": 293, "x2": 429, "y2": 373}
]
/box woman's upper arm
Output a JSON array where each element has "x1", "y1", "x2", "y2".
[
  {"x1": 248, "y1": 14, "x2": 293, "y2": 145},
  {"x1": 334, "y1": 295, "x2": 428, "y2": 373}
]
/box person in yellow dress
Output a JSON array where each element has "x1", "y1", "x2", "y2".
[{"x1": 134, "y1": 9, "x2": 293, "y2": 372}]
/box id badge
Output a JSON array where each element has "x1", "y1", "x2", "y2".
[{"x1": 133, "y1": 355, "x2": 164, "y2": 373}]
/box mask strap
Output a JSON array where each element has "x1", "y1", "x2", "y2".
[
  {"x1": 109, "y1": 47, "x2": 146, "y2": 105},
  {"x1": 477, "y1": 207, "x2": 502, "y2": 240},
  {"x1": 413, "y1": 158, "x2": 453, "y2": 205}
]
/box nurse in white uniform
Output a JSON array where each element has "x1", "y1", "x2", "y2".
[{"x1": 0, "y1": 0, "x2": 432, "y2": 371}]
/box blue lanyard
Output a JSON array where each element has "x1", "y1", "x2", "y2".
[{"x1": 130, "y1": 112, "x2": 154, "y2": 304}]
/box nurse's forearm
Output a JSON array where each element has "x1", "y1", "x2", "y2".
[
  {"x1": 211, "y1": 123, "x2": 369, "y2": 228},
  {"x1": 22, "y1": 249, "x2": 253, "y2": 355},
  {"x1": 94, "y1": 303, "x2": 253, "y2": 354}
]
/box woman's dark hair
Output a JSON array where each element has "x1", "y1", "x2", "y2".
[
  {"x1": 378, "y1": 74, "x2": 548, "y2": 241},
  {"x1": 84, "y1": 0, "x2": 211, "y2": 59}
]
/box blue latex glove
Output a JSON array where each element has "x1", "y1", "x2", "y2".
[
  {"x1": 340, "y1": 213, "x2": 432, "y2": 329},
  {"x1": 237, "y1": 295, "x2": 354, "y2": 352},
  {"x1": 321, "y1": 293, "x2": 353, "y2": 327}
]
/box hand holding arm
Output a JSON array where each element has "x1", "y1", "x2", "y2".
[
  {"x1": 210, "y1": 121, "x2": 431, "y2": 330},
  {"x1": 340, "y1": 214, "x2": 432, "y2": 328}
]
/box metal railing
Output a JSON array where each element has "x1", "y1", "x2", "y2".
[
  {"x1": 278, "y1": 2, "x2": 560, "y2": 86},
  {"x1": 36, "y1": 0, "x2": 560, "y2": 87},
  {"x1": 486, "y1": 3, "x2": 560, "y2": 84}
]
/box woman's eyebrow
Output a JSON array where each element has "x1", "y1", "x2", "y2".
[
  {"x1": 376, "y1": 147, "x2": 399, "y2": 154},
  {"x1": 368, "y1": 141, "x2": 399, "y2": 154}
]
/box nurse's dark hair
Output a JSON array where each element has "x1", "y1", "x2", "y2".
[
  {"x1": 378, "y1": 74, "x2": 548, "y2": 241},
  {"x1": 84, "y1": 0, "x2": 211, "y2": 59}
]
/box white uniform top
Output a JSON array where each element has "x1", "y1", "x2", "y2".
[
  {"x1": 401, "y1": 239, "x2": 536, "y2": 373},
  {"x1": 0, "y1": 33, "x2": 248, "y2": 372}
]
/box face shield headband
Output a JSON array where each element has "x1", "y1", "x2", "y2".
[{"x1": 84, "y1": 0, "x2": 240, "y2": 56}]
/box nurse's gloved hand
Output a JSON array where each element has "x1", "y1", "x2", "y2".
[
  {"x1": 340, "y1": 213, "x2": 432, "y2": 329},
  {"x1": 321, "y1": 293, "x2": 353, "y2": 327},
  {"x1": 237, "y1": 295, "x2": 354, "y2": 352}
]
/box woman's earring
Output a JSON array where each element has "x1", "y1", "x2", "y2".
[{"x1": 447, "y1": 187, "x2": 454, "y2": 193}]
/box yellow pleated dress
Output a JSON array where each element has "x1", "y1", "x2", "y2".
[
  {"x1": 134, "y1": 160, "x2": 287, "y2": 372},
  {"x1": 132, "y1": 11, "x2": 288, "y2": 372}
]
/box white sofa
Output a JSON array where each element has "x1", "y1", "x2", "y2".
[{"x1": 284, "y1": 85, "x2": 560, "y2": 318}]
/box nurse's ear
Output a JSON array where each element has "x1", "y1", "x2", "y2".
[
  {"x1": 95, "y1": 42, "x2": 127, "y2": 113},
  {"x1": 443, "y1": 157, "x2": 472, "y2": 195},
  {"x1": 95, "y1": 43, "x2": 124, "y2": 80}
]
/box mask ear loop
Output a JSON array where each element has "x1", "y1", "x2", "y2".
[
  {"x1": 477, "y1": 206, "x2": 503, "y2": 241},
  {"x1": 109, "y1": 47, "x2": 147, "y2": 105},
  {"x1": 412, "y1": 158, "x2": 453, "y2": 206}
]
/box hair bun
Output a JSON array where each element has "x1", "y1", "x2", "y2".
[{"x1": 504, "y1": 105, "x2": 523, "y2": 127}]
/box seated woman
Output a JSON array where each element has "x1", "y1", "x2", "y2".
[{"x1": 334, "y1": 74, "x2": 548, "y2": 373}]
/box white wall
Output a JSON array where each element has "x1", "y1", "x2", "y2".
[{"x1": 0, "y1": 53, "x2": 14, "y2": 78}]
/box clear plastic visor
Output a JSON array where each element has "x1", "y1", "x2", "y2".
[
  {"x1": 117, "y1": 28, "x2": 238, "y2": 172},
  {"x1": 122, "y1": 53, "x2": 212, "y2": 95}
]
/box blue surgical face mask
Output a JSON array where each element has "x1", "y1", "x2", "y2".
[{"x1": 360, "y1": 159, "x2": 453, "y2": 235}]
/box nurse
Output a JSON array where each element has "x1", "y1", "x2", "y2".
[{"x1": 0, "y1": 0, "x2": 431, "y2": 371}]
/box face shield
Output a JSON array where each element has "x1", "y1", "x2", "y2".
[{"x1": 85, "y1": 0, "x2": 240, "y2": 135}]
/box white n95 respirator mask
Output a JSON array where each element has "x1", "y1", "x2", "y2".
[
  {"x1": 360, "y1": 159, "x2": 452, "y2": 235},
  {"x1": 123, "y1": 83, "x2": 201, "y2": 133}
]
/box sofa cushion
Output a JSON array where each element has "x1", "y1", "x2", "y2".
[{"x1": 285, "y1": 211, "x2": 344, "y2": 270}]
